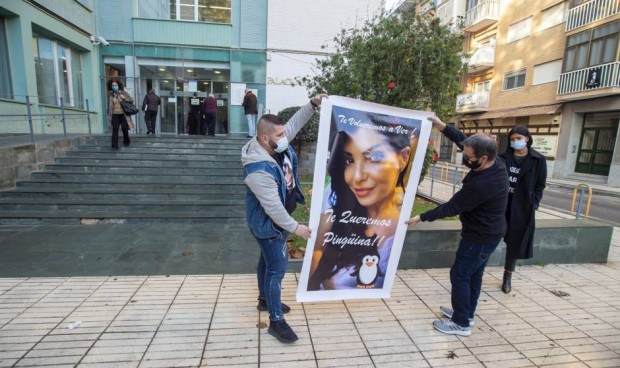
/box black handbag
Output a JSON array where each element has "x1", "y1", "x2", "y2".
[{"x1": 120, "y1": 99, "x2": 139, "y2": 115}]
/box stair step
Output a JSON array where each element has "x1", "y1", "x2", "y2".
[
  {"x1": 43, "y1": 165, "x2": 242, "y2": 176},
  {"x1": 29, "y1": 172, "x2": 244, "y2": 183},
  {"x1": 77, "y1": 146, "x2": 242, "y2": 154},
  {"x1": 1, "y1": 188, "x2": 245, "y2": 201},
  {"x1": 65, "y1": 151, "x2": 241, "y2": 161},
  {"x1": 55, "y1": 157, "x2": 242, "y2": 168}
]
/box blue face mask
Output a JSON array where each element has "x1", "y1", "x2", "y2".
[
  {"x1": 510, "y1": 139, "x2": 527, "y2": 150},
  {"x1": 111, "y1": 86, "x2": 119, "y2": 92}
]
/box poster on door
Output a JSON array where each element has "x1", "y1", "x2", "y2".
[{"x1": 296, "y1": 96, "x2": 432, "y2": 302}]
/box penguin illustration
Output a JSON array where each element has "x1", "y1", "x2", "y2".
[{"x1": 350, "y1": 254, "x2": 384, "y2": 288}]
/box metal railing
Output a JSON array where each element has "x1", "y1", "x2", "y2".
[
  {"x1": 464, "y1": 0, "x2": 500, "y2": 29},
  {"x1": 456, "y1": 91, "x2": 490, "y2": 111},
  {"x1": 571, "y1": 183, "x2": 592, "y2": 219},
  {"x1": 0, "y1": 95, "x2": 93, "y2": 144},
  {"x1": 557, "y1": 61, "x2": 620, "y2": 95},
  {"x1": 566, "y1": 0, "x2": 620, "y2": 32}
]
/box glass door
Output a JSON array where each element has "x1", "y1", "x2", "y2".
[
  {"x1": 160, "y1": 92, "x2": 177, "y2": 134},
  {"x1": 575, "y1": 113, "x2": 619, "y2": 176}
]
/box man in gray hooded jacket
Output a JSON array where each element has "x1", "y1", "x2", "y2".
[{"x1": 241, "y1": 93, "x2": 327, "y2": 343}]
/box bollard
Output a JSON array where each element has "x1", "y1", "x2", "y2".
[
  {"x1": 25, "y1": 95, "x2": 35, "y2": 143},
  {"x1": 85, "y1": 99, "x2": 91, "y2": 135},
  {"x1": 570, "y1": 183, "x2": 592, "y2": 219},
  {"x1": 452, "y1": 166, "x2": 459, "y2": 195},
  {"x1": 60, "y1": 98, "x2": 67, "y2": 137},
  {"x1": 430, "y1": 163, "x2": 436, "y2": 197}
]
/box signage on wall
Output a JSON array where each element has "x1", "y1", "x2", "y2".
[
  {"x1": 267, "y1": 77, "x2": 299, "y2": 86},
  {"x1": 585, "y1": 67, "x2": 602, "y2": 89},
  {"x1": 532, "y1": 135, "x2": 558, "y2": 157}
]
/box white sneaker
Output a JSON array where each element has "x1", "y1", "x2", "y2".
[
  {"x1": 433, "y1": 318, "x2": 471, "y2": 337},
  {"x1": 440, "y1": 306, "x2": 475, "y2": 326}
]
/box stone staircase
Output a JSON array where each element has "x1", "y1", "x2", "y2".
[{"x1": 0, "y1": 135, "x2": 250, "y2": 225}]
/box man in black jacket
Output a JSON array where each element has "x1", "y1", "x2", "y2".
[{"x1": 407, "y1": 116, "x2": 508, "y2": 337}]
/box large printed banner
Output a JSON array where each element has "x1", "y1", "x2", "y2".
[{"x1": 297, "y1": 96, "x2": 432, "y2": 302}]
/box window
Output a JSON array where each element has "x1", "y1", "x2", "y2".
[
  {"x1": 539, "y1": 2, "x2": 567, "y2": 31},
  {"x1": 564, "y1": 20, "x2": 620, "y2": 71},
  {"x1": 0, "y1": 17, "x2": 12, "y2": 99},
  {"x1": 33, "y1": 35, "x2": 83, "y2": 108},
  {"x1": 503, "y1": 69, "x2": 526, "y2": 90},
  {"x1": 507, "y1": 17, "x2": 532, "y2": 43},
  {"x1": 170, "y1": 0, "x2": 231, "y2": 23},
  {"x1": 533, "y1": 59, "x2": 562, "y2": 85},
  {"x1": 475, "y1": 80, "x2": 491, "y2": 92}
]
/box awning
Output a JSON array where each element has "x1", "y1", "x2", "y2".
[{"x1": 459, "y1": 103, "x2": 562, "y2": 121}]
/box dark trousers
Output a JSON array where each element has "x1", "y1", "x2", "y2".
[
  {"x1": 145, "y1": 110, "x2": 157, "y2": 133},
  {"x1": 204, "y1": 112, "x2": 216, "y2": 136},
  {"x1": 504, "y1": 256, "x2": 517, "y2": 272},
  {"x1": 450, "y1": 238, "x2": 500, "y2": 327},
  {"x1": 111, "y1": 114, "x2": 130, "y2": 148}
]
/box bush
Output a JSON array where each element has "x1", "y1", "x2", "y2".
[{"x1": 277, "y1": 106, "x2": 320, "y2": 143}]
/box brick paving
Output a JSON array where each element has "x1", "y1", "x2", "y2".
[{"x1": 0, "y1": 227, "x2": 618, "y2": 367}]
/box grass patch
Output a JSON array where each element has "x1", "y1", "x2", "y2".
[{"x1": 288, "y1": 182, "x2": 458, "y2": 257}]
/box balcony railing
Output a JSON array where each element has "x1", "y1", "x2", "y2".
[
  {"x1": 566, "y1": 0, "x2": 620, "y2": 32},
  {"x1": 557, "y1": 61, "x2": 620, "y2": 95},
  {"x1": 464, "y1": 0, "x2": 500, "y2": 32},
  {"x1": 456, "y1": 91, "x2": 490, "y2": 112},
  {"x1": 436, "y1": 0, "x2": 465, "y2": 31},
  {"x1": 467, "y1": 46, "x2": 495, "y2": 73}
]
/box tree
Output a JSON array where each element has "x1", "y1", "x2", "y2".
[{"x1": 300, "y1": 8, "x2": 466, "y2": 179}]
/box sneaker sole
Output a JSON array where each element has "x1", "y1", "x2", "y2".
[
  {"x1": 440, "y1": 307, "x2": 475, "y2": 326},
  {"x1": 433, "y1": 324, "x2": 472, "y2": 337},
  {"x1": 268, "y1": 327, "x2": 298, "y2": 343}
]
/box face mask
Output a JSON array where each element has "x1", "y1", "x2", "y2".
[
  {"x1": 111, "y1": 86, "x2": 119, "y2": 92},
  {"x1": 463, "y1": 155, "x2": 482, "y2": 170},
  {"x1": 510, "y1": 139, "x2": 527, "y2": 150},
  {"x1": 269, "y1": 136, "x2": 288, "y2": 153}
]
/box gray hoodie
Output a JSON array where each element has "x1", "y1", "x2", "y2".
[{"x1": 241, "y1": 103, "x2": 316, "y2": 233}]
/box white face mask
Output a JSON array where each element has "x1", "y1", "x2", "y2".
[
  {"x1": 269, "y1": 136, "x2": 288, "y2": 153},
  {"x1": 510, "y1": 139, "x2": 527, "y2": 150}
]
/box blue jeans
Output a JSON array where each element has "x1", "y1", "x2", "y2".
[
  {"x1": 450, "y1": 238, "x2": 500, "y2": 327},
  {"x1": 246, "y1": 114, "x2": 257, "y2": 136},
  {"x1": 256, "y1": 232, "x2": 288, "y2": 322}
]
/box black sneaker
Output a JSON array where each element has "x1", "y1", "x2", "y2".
[
  {"x1": 268, "y1": 320, "x2": 298, "y2": 343},
  {"x1": 257, "y1": 298, "x2": 290, "y2": 313}
]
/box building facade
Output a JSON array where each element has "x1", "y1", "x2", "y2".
[
  {"x1": 266, "y1": 0, "x2": 384, "y2": 115},
  {"x1": 434, "y1": 0, "x2": 619, "y2": 186},
  {"x1": 95, "y1": 0, "x2": 267, "y2": 135},
  {"x1": 0, "y1": 0, "x2": 99, "y2": 135}
]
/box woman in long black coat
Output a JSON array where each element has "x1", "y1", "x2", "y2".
[{"x1": 498, "y1": 126, "x2": 547, "y2": 293}]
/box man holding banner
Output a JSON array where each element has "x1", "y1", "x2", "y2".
[
  {"x1": 242, "y1": 94, "x2": 327, "y2": 343},
  {"x1": 406, "y1": 116, "x2": 508, "y2": 337}
]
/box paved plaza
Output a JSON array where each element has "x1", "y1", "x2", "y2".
[{"x1": 0, "y1": 226, "x2": 618, "y2": 368}]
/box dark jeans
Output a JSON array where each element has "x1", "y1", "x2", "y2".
[
  {"x1": 111, "y1": 114, "x2": 130, "y2": 148},
  {"x1": 256, "y1": 232, "x2": 289, "y2": 322},
  {"x1": 204, "y1": 112, "x2": 216, "y2": 136},
  {"x1": 145, "y1": 110, "x2": 157, "y2": 133},
  {"x1": 450, "y1": 238, "x2": 500, "y2": 327}
]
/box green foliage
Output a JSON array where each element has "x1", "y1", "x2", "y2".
[
  {"x1": 277, "y1": 106, "x2": 320, "y2": 143},
  {"x1": 298, "y1": 9, "x2": 465, "y2": 182}
]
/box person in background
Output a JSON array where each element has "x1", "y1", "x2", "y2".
[
  {"x1": 498, "y1": 126, "x2": 547, "y2": 293},
  {"x1": 242, "y1": 94, "x2": 327, "y2": 343},
  {"x1": 141, "y1": 89, "x2": 161, "y2": 135},
  {"x1": 202, "y1": 93, "x2": 217, "y2": 136},
  {"x1": 242, "y1": 89, "x2": 258, "y2": 138},
  {"x1": 406, "y1": 115, "x2": 508, "y2": 337},
  {"x1": 106, "y1": 79, "x2": 133, "y2": 150}
]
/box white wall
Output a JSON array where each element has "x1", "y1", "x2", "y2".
[{"x1": 266, "y1": 0, "x2": 384, "y2": 114}]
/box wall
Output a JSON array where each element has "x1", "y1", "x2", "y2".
[
  {"x1": 266, "y1": 0, "x2": 384, "y2": 115},
  {"x1": 0, "y1": 136, "x2": 89, "y2": 190}
]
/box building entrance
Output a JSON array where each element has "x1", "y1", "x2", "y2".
[{"x1": 576, "y1": 112, "x2": 619, "y2": 176}]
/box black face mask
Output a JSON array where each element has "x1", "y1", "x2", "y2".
[{"x1": 463, "y1": 155, "x2": 482, "y2": 170}]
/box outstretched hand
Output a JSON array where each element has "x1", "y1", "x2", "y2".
[
  {"x1": 311, "y1": 94, "x2": 329, "y2": 107},
  {"x1": 404, "y1": 215, "x2": 421, "y2": 227},
  {"x1": 428, "y1": 115, "x2": 446, "y2": 131},
  {"x1": 294, "y1": 224, "x2": 312, "y2": 240}
]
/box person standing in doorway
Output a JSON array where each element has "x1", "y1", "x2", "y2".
[
  {"x1": 498, "y1": 126, "x2": 547, "y2": 293},
  {"x1": 141, "y1": 89, "x2": 161, "y2": 135},
  {"x1": 202, "y1": 93, "x2": 217, "y2": 136},
  {"x1": 242, "y1": 89, "x2": 258, "y2": 138},
  {"x1": 406, "y1": 116, "x2": 508, "y2": 337},
  {"x1": 242, "y1": 94, "x2": 327, "y2": 343},
  {"x1": 107, "y1": 79, "x2": 133, "y2": 150}
]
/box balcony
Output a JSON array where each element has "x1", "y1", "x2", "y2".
[
  {"x1": 464, "y1": 0, "x2": 500, "y2": 32},
  {"x1": 467, "y1": 46, "x2": 495, "y2": 73},
  {"x1": 436, "y1": 0, "x2": 466, "y2": 32},
  {"x1": 456, "y1": 92, "x2": 490, "y2": 113},
  {"x1": 557, "y1": 61, "x2": 620, "y2": 100},
  {"x1": 566, "y1": 0, "x2": 620, "y2": 32}
]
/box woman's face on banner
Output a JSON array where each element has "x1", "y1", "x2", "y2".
[{"x1": 343, "y1": 129, "x2": 409, "y2": 211}]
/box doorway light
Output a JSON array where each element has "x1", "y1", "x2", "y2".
[
  {"x1": 186, "y1": 69, "x2": 193, "y2": 73},
  {"x1": 214, "y1": 70, "x2": 221, "y2": 74},
  {"x1": 158, "y1": 67, "x2": 166, "y2": 71}
]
